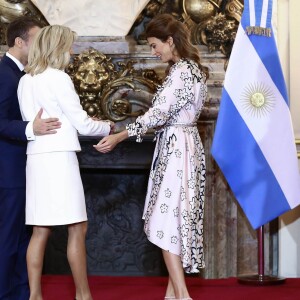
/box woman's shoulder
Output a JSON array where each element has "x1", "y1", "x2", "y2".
[
  {"x1": 43, "y1": 67, "x2": 68, "y2": 78},
  {"x1": 21, "y1": 69, "x2": 73, "y2": 93},
  {"x1": 176, "y1": 58, "x2": 200, "y2": 70},
  {"x1": 38, "y1": 68, "x2": 72, "y2": 86},
  {"x1": 169, "y1": 59, "x2": 193, "y2": 75},
  {"x1": 19, "y1": 73, "x2": 34, "y2": 86},
  {"x1": 176, "y1": 59, "x2": 207, "y2": 82},
  {"x1": 25, "y1": 67, "x2": 66, "y2": 78}
]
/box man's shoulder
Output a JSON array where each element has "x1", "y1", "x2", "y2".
[
  {"x1": 0, "y1": 57, "x2": 10, "y2": 72},
  {"x1": 0, "y1": 55, "x2": 12, "y2": 67},
  {"x1": 0, "y1": 56, "x2": 18, "y2": 78}
]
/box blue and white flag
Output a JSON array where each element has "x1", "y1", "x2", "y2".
[{"x1": 211, "y1": 0, "x2": 300, "y2": 229}]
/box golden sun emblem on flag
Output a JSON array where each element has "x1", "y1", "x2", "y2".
[{"x1": 241, "y1": 82, "x2": 275, "y2": 117}]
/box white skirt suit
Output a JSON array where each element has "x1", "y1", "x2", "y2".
[{"x1": 18, "y1": 68, "x2": 110, "y2": 226}]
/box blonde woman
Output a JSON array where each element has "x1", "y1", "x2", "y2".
[{"x1": 18, "y1": 25, "x2": 113, "y2": 300}]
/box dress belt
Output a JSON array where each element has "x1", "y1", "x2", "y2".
[
  {"x1": 154, "y1": 122, "x2": 197, "y2": 141},
  {"x1": 165, "y1": 122, "x2": 197, "y2": 127}
]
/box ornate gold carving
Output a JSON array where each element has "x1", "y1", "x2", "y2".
[
  {"x1": 131, "y1": 0, "x2": 244, "y2": 63},
  {"x1": 183, "y1": 0, "x2": 219, "y2": 23},
  {"x1": 190, "y1": 12, "x2": 237, "y2": 57},
  {"x1": 66, "y1": 48, "x2": 161, "y2": 122},
  {"x1": 183, "y1": 0, "x2": 242, "y2": 59},
  {"x1": 0, "y1": 0, "x2": 48, "y2": 44},
  {"x1": 225, "y1": 0, "x2": 243, "y2": 22}
]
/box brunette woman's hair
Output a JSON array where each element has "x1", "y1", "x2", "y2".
[{"x1": 145, "y1": 13, "x2": 209, "y2": 79}]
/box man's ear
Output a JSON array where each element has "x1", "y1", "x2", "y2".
[{"x1": 14, "y1": 37, "x2": 23, "y2": 49}]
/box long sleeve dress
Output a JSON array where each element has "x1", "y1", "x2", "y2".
[{"x1": 126, "y1": 58, "x2": 207, "y2": 273}]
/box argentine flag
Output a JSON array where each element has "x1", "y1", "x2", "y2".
[{"x1": 211, "y1": 0, "x2": 300, "y2": 229}]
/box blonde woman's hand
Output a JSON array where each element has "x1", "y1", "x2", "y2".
[{"x1": 90, "y1": 116, "x2": 100, "y2": 121}]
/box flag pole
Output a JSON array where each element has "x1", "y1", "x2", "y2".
[
  {"x1": 238, "y1": 225, "x2": 286, "y2": 285},
  {"x1": 258, "y1": 226, "x2": 264, "y2": 280}
]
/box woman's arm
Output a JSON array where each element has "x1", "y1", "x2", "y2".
[{"x1": 54, "y1": 71, "x2": 110, "y2": 136}]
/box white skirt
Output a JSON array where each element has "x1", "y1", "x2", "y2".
[{"x1": 26, "y1": 151, "x2": 87, "y2": 226}]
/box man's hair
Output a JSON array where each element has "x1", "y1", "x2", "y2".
[{"x1": 6, "y1": 17, "x2": 42, "y2": 47}]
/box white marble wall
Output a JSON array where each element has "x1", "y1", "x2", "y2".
[{"x1": 31, "y1": 0, "x2": 150, "y2": 36}]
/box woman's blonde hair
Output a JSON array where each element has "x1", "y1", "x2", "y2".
[{"x1": 26, "y1": 25, "x2": 76, "y2": 75}]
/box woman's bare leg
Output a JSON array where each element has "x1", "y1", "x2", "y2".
[
  {"x1": 165, "y1": 276, "x2": 175, "y2": 298},
  {"x1": 27, "y1": 226, "x2": 51, "y2": 300},
  {"x1": 162, "y1": 250, "x2": 190, "y2": 299},
  {"x1": 67, "y1": 221, "x2": 92, "y2": 300}
]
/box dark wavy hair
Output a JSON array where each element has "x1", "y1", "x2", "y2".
[{"x1": 144, "y1": 13, "x2": 209, "y2": 79}]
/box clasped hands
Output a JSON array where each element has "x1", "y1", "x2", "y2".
[
  {"x1": 89, "y1": 115, "x2": 121, "y2": 153},
  {"x1": 94, "y1": 130, "x2": 129, "y2": 154}
]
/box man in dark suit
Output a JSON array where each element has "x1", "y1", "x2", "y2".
[{"x1": 0, "y1": 17, "x2": 61, "y2": 299}]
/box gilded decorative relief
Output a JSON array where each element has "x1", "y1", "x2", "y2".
[
  {"x1": 131, "y1": 0, "x2": 243, "y2": 60},
  {"x1": 0, "y1": 0, "x2": 48, "y2": 44},
  {"x1": 66, "y1": 48, "x2": 161, "y2": 122}
]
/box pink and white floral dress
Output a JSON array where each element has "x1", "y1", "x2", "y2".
[{"x1": 126, "y1": 58, "x2": 207, "y2": 273}]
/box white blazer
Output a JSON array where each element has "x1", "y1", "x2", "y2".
[{"x1": 18, "y1": 67, "x2": 110, "y2": 154}]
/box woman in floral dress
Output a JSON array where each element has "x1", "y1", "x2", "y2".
[{"x1": 94, "y1": 13, "x2": 208, "y2": 300}]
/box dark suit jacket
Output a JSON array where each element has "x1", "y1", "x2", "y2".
[{"x1": 0, "y1": 54, "x2": 28, "y2": 188}]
